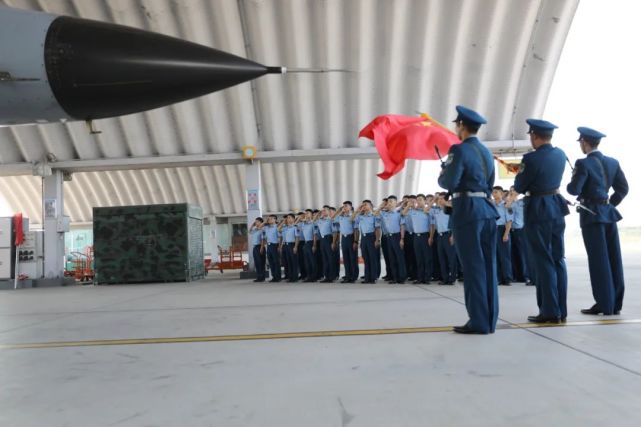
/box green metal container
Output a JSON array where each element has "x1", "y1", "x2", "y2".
[{"x1": 93, "y1": 204, "x2": 204, "y2": 284}]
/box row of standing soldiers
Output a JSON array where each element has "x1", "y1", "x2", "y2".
[
  {"x1": 249, "y1": 187, "x2": 535, "y2": 288},
  {"x1": 249, "y1": 193, "x2": 463, "y2": 285}
]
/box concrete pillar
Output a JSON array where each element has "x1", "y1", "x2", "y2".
[
  {"x1": 245, "y1": 161, "x2": 262, "y2": 272},
  {"x1": 42, "y1": 170, "x2": 66, "y2": 278}
]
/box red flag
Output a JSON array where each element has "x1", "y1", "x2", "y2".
[
  {"x1": 359, "y1": 113, "x2": 460, "y2": 180},
  {"x1": 13, "y1": 213, "x2": 24, "y2": 246},
  {"x1": 359, "y1": 115, "x2": 425, "y2": 174}
]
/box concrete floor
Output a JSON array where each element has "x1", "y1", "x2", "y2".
[{"x1": 1, "y1": 255, "x2": 641, "y2": 427}]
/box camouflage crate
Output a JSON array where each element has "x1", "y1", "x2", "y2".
[{"x1": 93, "y1": 204, "x2": 204, "y2": 284}]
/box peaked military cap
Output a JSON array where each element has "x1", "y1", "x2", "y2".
[
  {"x1": 526, "y1": 118, "x2": 558, "y2": 137},
  {"x1": 452, "y1": 105, "x2": 487, "y2": 127},
  {"x1": 577, "y1": 126, "x2": 606, "y2": 143}
]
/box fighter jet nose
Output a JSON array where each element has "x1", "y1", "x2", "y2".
[
  {"x1": 0, "y1": 6, "x2": 285, "y2": 126},
  {"x1": 44, "y1": 16, "x2": 275, "y2": 121}
]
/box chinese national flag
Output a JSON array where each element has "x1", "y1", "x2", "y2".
[{"x1": 359, "y1": 113, "x2": 460, "y2": 180}]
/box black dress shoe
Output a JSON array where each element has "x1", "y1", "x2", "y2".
[
  {"x1": 254, "y1": 279, "x2": 265, "y2": 283},
  {"x1": 527, "y1": 315, "x2": 560, "y2": 323},
  {"x1": 525, "y1": 279, "x2": 534, "y2": 286},
  {"x1": 396, "y1": 281, "x2": 405, "y2": 285},
  {"x1": 382, "y1": 276, "x2": 391, "y2": 280},
  {"x1": 269, "y1": 279, "x2": 281, "y2": 283},
  {"x1": 320, "y1": 279, "x2": 332, "y2": 283},
  {"x1": 453, "y1": 325, "x2": 488, "y2": 335},
  {"x1": 581, "y1": 305, "x2": 602, "y2": 315}
]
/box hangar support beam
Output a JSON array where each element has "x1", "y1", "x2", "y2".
[{"x1": 0, "y1": 141, "x2": 530, "y2": 176}]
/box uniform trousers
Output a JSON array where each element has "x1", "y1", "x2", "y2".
[
  {"x1": 525, "y1": 218, "x2": 567, "y2": 319},
  {"x1": 252, "y1": 244, "x2": 266, "y2": 281},
  {"x1": 582, "y1": 222, "x2": 625, "y2": 314},
  {"x1": 412, "y1": 232, "x2": 432, "y2": 283},
  {"x1": 381, "y1": 235, "x2": 392, "y2": 278},
  {"x1": 341, "y1": 234, "x2": 359, "y2": 281},
  {"x1": 314, "y1": 239, "x2": 323, "y2": 279},
  {"x1": 405, "y1": 233, "x2": 417, "y2": 280},
  {"x1": 333, "y1": 236, "x2": 341, "y2": 278},
  {"x1": 282, "y1": 242, "x2": 299, "y2": 281},
  {"x1": 496, "y1": 225, "x2": 513, "y2": 283},
  {"x1": 453, "y1": 218, "x2": 498, "y2": 334},
  {"x1": 386, "y1": 233, "x2": 407, "y2": 283},
  {"x1": 437, "y1": 231, "x2": 457, "y2": 283},
  {"x1": 432, "y1": 240, "x2": 441, "y2": 280},
  {"x1": 298, "y1": 241, "x2": 307, "y2": 279},
  {"x1": 266, "y1": 243, "x2": 281, "y2": 281},
  {"x1": 302, "y1": 241, "x2": 317, "y2": 281},
  {"x1": 510, "y1": 228, "x2": 530, "y2": 282},
  {"x1": 320, "y1": 235, "x2": 337, "y2": 280},
  {"x1": 360, "y1": 233, "x2": 380, "y2": 282}
]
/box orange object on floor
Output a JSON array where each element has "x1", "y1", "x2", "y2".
[{"x1": 214, "y1": 245, "x2": 248, "y2": 273}]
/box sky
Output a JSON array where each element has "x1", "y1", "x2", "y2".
[{"x1": 419, "y1": 0, "x2": 641, "y2": 235}]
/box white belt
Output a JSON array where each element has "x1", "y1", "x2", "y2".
[{"x1": 452, "y1": 191, "x2": 487, "y2": 199}]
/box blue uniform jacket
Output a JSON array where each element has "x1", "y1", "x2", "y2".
[
  {"x1": 513, "y1": 144, "x2": 569, "y2": 223},
  {"x1": 437, "y1": 136, "x2": 498, "y2": 227},
  {"x1": 566, "y1": 151, "x2": 628, "y2": 227}
]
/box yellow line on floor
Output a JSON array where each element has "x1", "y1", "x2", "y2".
[{"x1": 1, "y1": 318, "x2": 640, "y2": 350}]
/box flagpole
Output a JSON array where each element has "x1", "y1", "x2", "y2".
[{"x1": 14, "y1": 244, "x2": 19, "y2": 289}]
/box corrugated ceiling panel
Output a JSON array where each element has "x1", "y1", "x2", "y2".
[
  {"x1": 0, "y1": 0, "x2": 578, "y2": 224},
  {"x1": 0, "y1": 158, "x2": 423, "y2": 223}
]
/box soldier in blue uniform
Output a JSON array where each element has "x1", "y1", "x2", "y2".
[
  {"x1": 299, "y1": 209, "x2": 318, "y2": 282},
  {"x1": 403, "y1": 195, "x2": 418, "y2": 281},
  {"x1": 280, "y1": 214, "x2": 300, "y2": 283},
  {"x1": 514, "y1": 119, "x2": 569, "y2": 323},
  {"x1": 506, "y1": 187, "x2": 532, "y2": 285},
  {"x1": 378, "y1": 196, "x2": 407, "y2": 284},
  {"x1": 567, "y1": 127, "x2": 629, "y2": 315},
  {"x1": 295, "y1": 212, "x2": 308, "y2": 280},
  {"x1": 312, "y1": 209, "x2": 323, "y2": 280},
  {"x1": 333, "y1": 201, "x2": 360, "y2": 283},
  {"x1": 354, "y1": 200, "x2": 381, "y2": 283},
  {"x1": 379, "y1": 197, "x2": 393, "y2": 280},
  {"x1": 438, "y1": 105, "x2": 499, "y2": 334},
  {"x1": 263, "y1": 215, "x2": 282, "y2": 282},
  {"x1": 249, "y1": 217, "x2": 266, "y2": 282},
  {"x1": 403, "y1": 194, "x2": 432, "y2": 284},
  {"x1": 316, "y1": 206, "x2": 336, "y2": 283},
  {"x1": 492, "y1": 186, "x2": 514, "y2": 286},
  {"x1": 329, "y1": 207, "x2": 341, "y2": 280}
]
